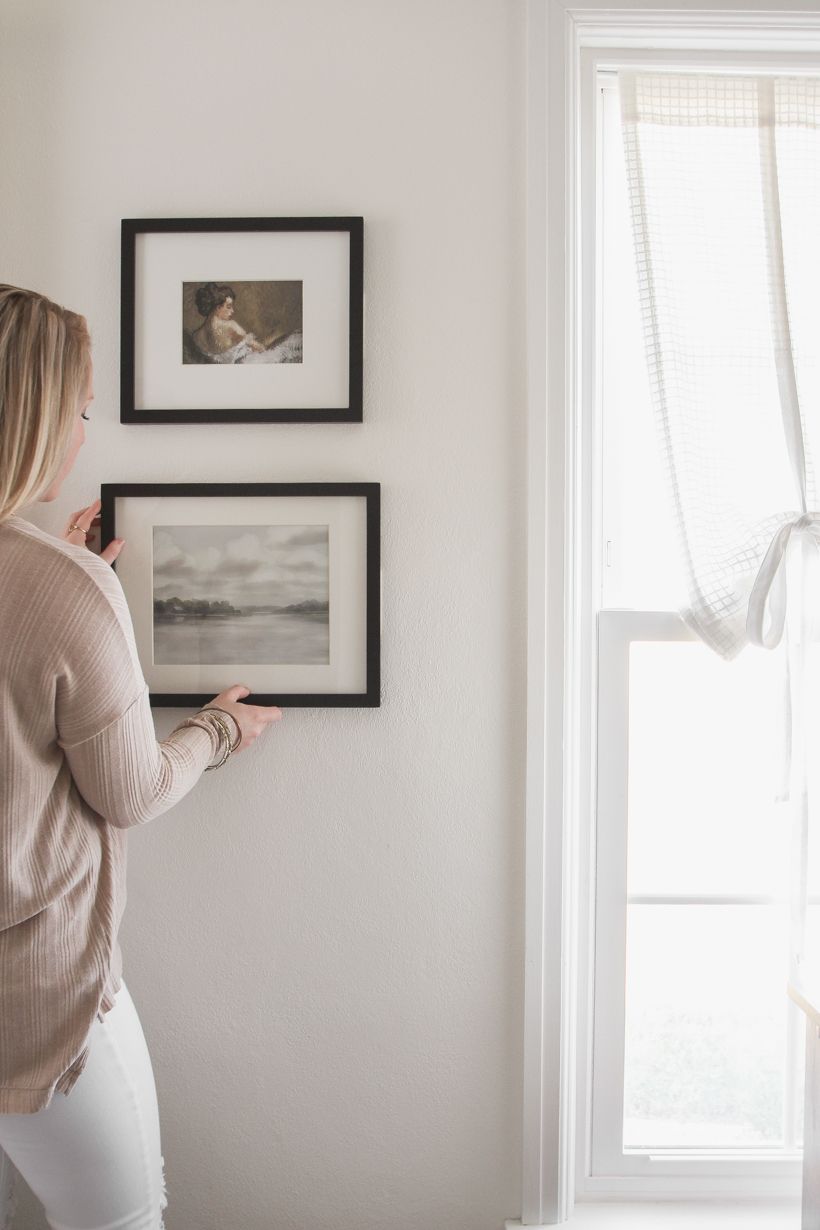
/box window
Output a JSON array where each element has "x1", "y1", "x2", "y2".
[
  {"x1": 520, "y1": 12, "x2": 820, "y2": 1223},
  {"x1": 584, "y1": 69, "x2": 818, "y2": 1199}
]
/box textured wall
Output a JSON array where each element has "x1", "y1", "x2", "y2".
[{"x1": 0, "y1": 1, "x2": 527, "y2": 1226}]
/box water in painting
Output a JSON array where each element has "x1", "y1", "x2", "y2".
[{"x1": 153, "y1": 524, "x2": 329, "y2": 665}]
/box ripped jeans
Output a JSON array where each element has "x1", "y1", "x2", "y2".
[{"x1": 0, "y1": 984, "x2": 166, "y2": 1230}]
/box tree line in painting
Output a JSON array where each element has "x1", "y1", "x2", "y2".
[{"x1": 154, "y1": 597, "x2": 329, "y2": 622}]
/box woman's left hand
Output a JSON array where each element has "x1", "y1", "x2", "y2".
[{"x1": 60, "y1": 499, "x2": 124, "y2": 565}]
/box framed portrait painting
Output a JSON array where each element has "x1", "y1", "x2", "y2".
[
  {"x1": 120, "y1": 218, "x2": 364, "y2": 424},
  {"x1": 100, "y1": 483, "x2": 380, "y2": 707}
]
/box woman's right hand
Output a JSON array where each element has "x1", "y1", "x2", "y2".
[{"x1": 204, "y1": 685, "x2": 282, "y2": 753}]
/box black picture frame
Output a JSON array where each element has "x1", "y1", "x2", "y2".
[
  {"x1": 120, "y1": 217, "x2": 364, "y2": 424},
  {"x1": 101, "y1": 482, "x2": 380, "y2": 708}
]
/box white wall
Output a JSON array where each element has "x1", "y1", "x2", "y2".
[{"x1": 0, "y1": 1, "x2": 527, "y2": 1227}]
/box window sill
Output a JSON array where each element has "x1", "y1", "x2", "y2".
[{"x1": 505, "y1": 1205, "x2": 799, "y2": 1230}]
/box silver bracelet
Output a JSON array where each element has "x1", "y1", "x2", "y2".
[{"x1": 203, "y1": 710, "x2": 234, "y2": 771}]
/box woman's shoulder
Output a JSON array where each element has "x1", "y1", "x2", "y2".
[
  {"x1": 1, "y1": 516, "x2": 123, "y2": 608},
  {"x1": 0, "y1": 516, "x2": 141, "y2": 679}
]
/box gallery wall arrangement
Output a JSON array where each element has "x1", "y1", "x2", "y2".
[
  {"x1": 120, "y1": 217, "x2": 364, "y2": 424},
  {"x1": 114, "y1": 215, "x2": 378, "y2": 708},
  {"x1": 101, "y1": 482, "x2": 380, "y2": 708}
]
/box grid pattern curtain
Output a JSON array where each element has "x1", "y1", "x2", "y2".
[
  {"x1": 621, "y1": 72, "x2": 820, "y2": 658},
  {"x1": 620, "y1": 71, "x2": 820, "y2": 976}
]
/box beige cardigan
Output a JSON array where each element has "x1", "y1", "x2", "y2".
[{"x1": 0, "y1": 515, "x2": 224, "y2": 1112}]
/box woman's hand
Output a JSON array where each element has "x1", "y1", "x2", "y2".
[
  {"x1": 204, "y1": 685, "x2": 282, "y2": 753},
  {"x1": 60, "y1": 498, "x2": 124, "y2": 565}
]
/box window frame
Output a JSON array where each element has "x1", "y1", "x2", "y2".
[
  {"x1": 592, "y1": 610, "x2": 802, "y2": 1193},
  {"x1": 523, "y1": 3, "x2": 820, "y2": 1222}
]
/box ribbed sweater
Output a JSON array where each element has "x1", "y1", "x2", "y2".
[{"x1": 0, "y1": 515, "x2": 223, "y2": 1113}]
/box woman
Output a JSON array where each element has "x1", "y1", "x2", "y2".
[
  {"x1": 0, "y1": 285, "x2": 281, "y2": 1228},
  {"x1": 189, "y1": 283, "x2": 297, "y2": 364},
  {"x1": 191, "y1": 282, "x2": 267, "y2": 363}
]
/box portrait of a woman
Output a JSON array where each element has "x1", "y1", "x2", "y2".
[{"x1": 186, "y1": 281, "x2": 303, "y2": 365}]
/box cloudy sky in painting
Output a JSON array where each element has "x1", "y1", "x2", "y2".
[{"x1": 153, "y1": 525, "x2": 329, "y2": 607}]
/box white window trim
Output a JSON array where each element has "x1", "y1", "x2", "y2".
[
  {"x1": 523, "y1": 3, "x2": 820, "y2": 1225},
  {"x1": 507, "y1": 1205, "x2": 800, "y2": 1230},
  {"x1": 592, "y1": 612, "x2": 802, "y2": 1195}
]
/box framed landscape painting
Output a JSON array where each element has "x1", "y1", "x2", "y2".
[
  {"x1": 100, "y1": 483, "x2": 380, "y2": 707},
  {"x1": 121, "y1": 218, "x2": 364, "y2": 424}
]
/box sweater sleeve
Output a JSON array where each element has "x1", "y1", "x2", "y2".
[
  {"x1": 50, "y1": 546, "x2": 223, "y2": 827},
  {"x1": 62, "y1": 690, "x2": 221, "y2": 828}
]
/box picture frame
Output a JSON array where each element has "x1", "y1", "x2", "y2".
[
  {"x1": 120, "y1": 218, "x2": 364, "y2": 424},
  {"x1": 101, "y1": 483, "x2": 380, "y2": 708}
]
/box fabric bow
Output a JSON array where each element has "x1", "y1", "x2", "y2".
[{"x1": 747, "y1": 513, "x2": 820, "y2": 650}]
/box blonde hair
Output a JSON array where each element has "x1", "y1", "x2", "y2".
[{"x1": 0, "y1": 285, "x2": 91, "y2": 522}]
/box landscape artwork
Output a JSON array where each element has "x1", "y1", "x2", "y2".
[
  {"x1": 182, "y1": 281, "x2": 303, "y2": 365},
  {"x1": 153, "y1": 524, "x2": 329, "y2": 666}
]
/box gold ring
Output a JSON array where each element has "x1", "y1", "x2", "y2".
[{"x1": 68, "y1": 524, "x2": 88, "y2": 540}]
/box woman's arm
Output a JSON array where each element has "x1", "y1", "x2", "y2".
[
  {"x1": 53, "y1": 543, "x2": 279, "y2": 828},
  {"x1": 63, "y1": 689, "x2": 222, "y2": 828},
  {"x1": 64, "y1": 685, "x2": 281, "y2": 829}
]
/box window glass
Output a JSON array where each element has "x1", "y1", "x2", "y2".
[
  {"x1": 599, "y1": 79, "x2": 807, "y2": 1160},
  {"x1": 623, "y1": 904, "x2": 792, "y2": 1149},
  {"x1": 627, "y1": 641, "x2": 787, "y2": 899}
]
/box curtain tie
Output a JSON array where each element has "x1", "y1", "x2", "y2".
[{"x1": 746, "y1": 513, "x2": 820, "y2": 650}]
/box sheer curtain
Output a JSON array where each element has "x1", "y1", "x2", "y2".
[{"x1": 620, "y1": 72, "x2": 820, "y2": 978}]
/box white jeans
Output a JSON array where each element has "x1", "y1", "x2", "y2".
[{"x1": 0, "y1": 984, "x2": 165, "y2": 1230}]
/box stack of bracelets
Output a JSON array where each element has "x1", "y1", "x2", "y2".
[{"x1": 201, "y1": 707, "x2": 241, "y2": 771}]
